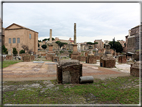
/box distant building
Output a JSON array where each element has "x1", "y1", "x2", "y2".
[
  {"x1": 125, "y1": 25, "x2": 141, "y2": 53},
  {"x1": 3, "y1": 23, "x2": 38, "y2": 55},
  {"x1": 94, "y1": 39, "x2": 104, "y2": 49}
]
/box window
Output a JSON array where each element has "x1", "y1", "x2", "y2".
[
  {"x1": 13, "y1": 38, "x2": 16, "y2": 43},
  {"x1": 17, "y1": 38, "x2": 20, "y2": 43},
  {"x1": 29, "y1": 34, "x2": 31, "y2": 39},
  {"x1": 9, "y1": 38, "x2": 11, "y2": 43}
]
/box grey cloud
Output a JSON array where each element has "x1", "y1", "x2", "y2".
[{"x1": 3, "y1": 3, "x2": 140, "y2": 42}]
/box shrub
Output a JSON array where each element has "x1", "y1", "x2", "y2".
[
  {"x1": 20, "y1": 50, "x2": 25, "y2": 54},
  {"x1": 13, "y1": 48, "x2": 18, "y2": 56},
  {"x1": 41, "y1": 45, "x2": 47, "y2": 50},
  {"x1": 60, "y1": 50, "x2": 64, "y2": 54},
  {"x1": 2, "y1": 45, "x2": 8, "y2": 54}
]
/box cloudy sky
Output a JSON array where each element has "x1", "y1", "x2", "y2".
[{"x1": 3, "y1": 2, "x2": 140, "y2": 43}]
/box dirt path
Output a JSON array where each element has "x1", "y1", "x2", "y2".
[{"x1": 3, "y1": 61, "x2": 130, "y2": 81}]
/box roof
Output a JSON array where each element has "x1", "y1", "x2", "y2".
[{"x1": 5, "y1": 23, "x2": 38, "y2": 33}]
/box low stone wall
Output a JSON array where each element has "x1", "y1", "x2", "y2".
[
  {"x1": 23, "y1": 55, "x2": 31, "y2": 62},
  {"x1": 46, "y1": 53, "x2": 55, "y2": 61},
  {"x1": 57, "y1": 60, "x2": 82, "y2": 84},
  {"x1": 86, "y1": 55, "x2": 96, "y2": 64},
  {"x1": 6, "y1": 55, "x2": 13, "y2": 60},
  {"x1": 52, "y1": 56, "x2": 59, "y2": 62},
  {"x1": 19, "y1": 53, "x2": 30, "y2": 60},
  {"x1": 118, "y1": 55, "x2": 126, "y2": 63},
  {"x1": 78, "y1": 56, "x2": 86, "y2": 62}
]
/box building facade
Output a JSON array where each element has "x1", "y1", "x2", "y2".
[
  {"x1": 3, "y1": 23, "x2": 38, "y2": 55},
  {"x1": 94, "y1": 39, "x2": 104, "y2": 49},
  {"x1": 126, "y1": 25, "x2": 141, "y2": 53}
]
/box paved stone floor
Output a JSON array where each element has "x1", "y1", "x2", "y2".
[{"x1": 3, "y1": 61, "x2": 130, "y2": 81}]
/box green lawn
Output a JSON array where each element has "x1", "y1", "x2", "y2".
[
  {"x1": 3, "y1": 60, "x2": 22, "y2": 68},
  {"x1": 3, "y1": 76, "x2": 140, "y2": 104}
]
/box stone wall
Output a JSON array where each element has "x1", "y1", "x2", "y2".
[
  {"x1": 23, "y1": 55, "x2": 31, "y2": 62},
  {"x1": 118, "y1": 55, "x2": 126, "y2": 63},
  {"x1": 6, "y1": 55, "x2": 13, "y2": 60},
  {"x1": 86, "y1": 55, "x2": 96, "y2": 64}
]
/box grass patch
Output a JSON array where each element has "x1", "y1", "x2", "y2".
[
  {"x1": 3, "y1": 76, "x2": 140, "y2": 104},
  {"x1": 3, "y1": 60, "x2": 22, "y2": 68}
]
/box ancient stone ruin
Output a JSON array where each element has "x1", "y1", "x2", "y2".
[
  {"x1": 130, "y1": 61, "x2": 141, "y2": 77},
  {"x1": 57, "y1": 60, "x2": 82, "y2": 84},
  {"x1": 46, "y1": 29, "x2": 56, "y2": 61},
  {"x1": 71, "y1": 23, "x2": 79, "y2": 60},
  {"x1": 100, "y1": 43, "x2": 115, "y2": 68},
  {"x1": 118, "y1": 55, "x2": 126, "y2": 63},
  {"x1": 6, "y1": 55, "x2": 13, "y2": 60}
]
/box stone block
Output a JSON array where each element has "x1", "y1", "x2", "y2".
[
  {"x1": 86, "y1": 55, "x2": 96, "y2": 64},
  {"x1": 46, "y1": 53, "x2": 55, "y2": 61},
  {"x1": 23, "y1": 55, "x2": 31, "y2": 62},
  {"x1": 57, "y1": 60, "x2": 82, "y2": 84},
  {"x1": 100, "y1": 57, "x2": 115, "y2": 68},
  {"x1": 78, "y1": 56, "x2": 87, "y2": 62},
  {"x1": 118, "y1": 55, "x2": 126, "y2": 63},
  {"x1": 6, "y1": 55, "x2": 13, "y2": 60},
  {"x1": 71, "y1": 52, "x2": 79, "y2": 60},
  {"x1": 52, "y1": 56, "x2": 59, "y2": 62},
  {"x1": 94, "y1": 55, "x2": 100, "y2": 60},
  {"x1": 132, "y1": 54, "x2": 139, "y2": 61},
  {"x1": 130, "y1": 61, "x2": 141, "y2": 77}
]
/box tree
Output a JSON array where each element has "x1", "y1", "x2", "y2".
[
  {"x1": 2, "y1": 45, "x2": 8, "y2": 54},
  {"x1": 41, "y1": 44, "x2": 47, "y2": 50},
  {"x1": 13, "y1": 48, "x2": 18, "y2": 56},
  {"x1": 47, "y1": 38, "x2": 55, "y2": 41},
  {"x1": 22, "y1": 45, "x2": 29, "y2": 52},
  {"x1": 55, "y1": 41, "x2": 67, "y2": 48},
  {"x1": 20, "y1": 50, "x2": 25, "y2": 54},
  {"x1": 109, "y1": 41, "x2": 123, "y2": 53},
  {"x1": 89, "y1": 45, "x2": 93, "y2": 49},
  {"x1": 38, "y1": 43, "x2": 40, "y2": 47},
  {"x1": 86, "y1": 42, "x2": 98, "y2": 45},
  {"x1": 21, "y1": 45, "x2": 33, "y2": 54},
  {"x1": 38, "y1": 40, "x2": 41, "y2": 42},
  {"x1": 42, "y1": 38, "x2": 48, "y2": 41}
]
